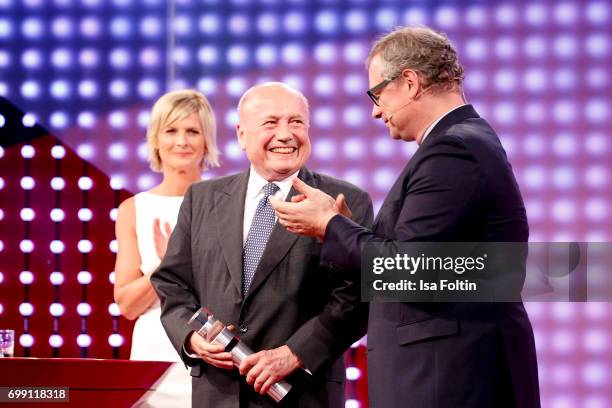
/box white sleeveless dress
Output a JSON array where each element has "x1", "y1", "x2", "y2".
[{"x1": 131, "y1": 192, "x2": 191, "y2": 407}]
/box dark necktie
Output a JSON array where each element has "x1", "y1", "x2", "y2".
[{"x1": 242, "y1": 182, "x2": 280, "y2": 295}]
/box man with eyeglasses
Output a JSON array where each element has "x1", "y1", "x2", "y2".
[{"x1": 272, "y1": 26, "x2": 540, "y2": 407}]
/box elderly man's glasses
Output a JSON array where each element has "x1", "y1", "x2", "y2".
[{"x1": 366, "y1": 76, "x2": 397, "y2": 106}]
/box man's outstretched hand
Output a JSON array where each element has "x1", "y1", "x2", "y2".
[{"x1": 271, "y1": 178, "x2": 351, "y2": 240}]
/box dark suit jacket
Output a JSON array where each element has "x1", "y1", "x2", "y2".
[
  {"x1": 151, "y1": 167, "x2": 373, "y2": 408},
  {"x1": 321, "y1": 105, "x2": 540, "y2": 408}
]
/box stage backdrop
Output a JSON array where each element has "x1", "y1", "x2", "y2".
[{"x1": 0, "y1": 1, "x2": 610, "y2": 407}]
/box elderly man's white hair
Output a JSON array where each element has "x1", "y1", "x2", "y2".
[{"x1": 237, "y1": 82, "x2": 310, "y2": 116}]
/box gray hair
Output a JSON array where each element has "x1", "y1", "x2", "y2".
[{"x1": 366, "y1": 26, "x2": 464, "y2": 91}]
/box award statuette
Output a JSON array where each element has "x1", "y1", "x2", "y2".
[{"x1": 187, "y1": 308, "x2": 292, "y2": 403}]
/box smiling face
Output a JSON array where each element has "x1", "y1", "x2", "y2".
[
  {"x1": 237, "y1": 85, "x2": 311, "y2": 181},
  {"x1": 157, "y1": 111, "x2": 207, "y2": 173}
]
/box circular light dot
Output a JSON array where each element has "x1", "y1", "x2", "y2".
[
  {"x1": 108, "y1": 111, "x2": 127, "y2": 129},
  {"x1": 78, "y1": 208, "x2": 93, "y2": 222},
  {"x1": 50, "y1": 240, "x2": 65, "y2": 254},
  {"x1": 50, "y1": 208, "x2": 65, "y2": 222},
  {"x1": 373, "y1": 168, "x2": 397, "y2": 191},
  {"x1": 21, "y1": 145, "x2": 35, "y2": 158},
  {"x1": 78, "y1": 176, "x2": 93, "y2": 190},
  {"x1": 49, "y1": 111, "x2": 68, "y2": 128},
  {"x1": 138, "y1": 174, "x2": 158, "y2": 191},
  {"x1": 20, "y1": 271, "x2": 34, "y2": 285},
  {"x1": 78, "y1": 79, "x2": 98, "y2": 98},
  {"x1": 109, "y1": 79, "x2": 129, "y2": 98},
  {"x1": 346, "y1": 399, "x2": 360, "y2": 408},
  {"x1": 20, "y1": 208, "x2": 35, "y2": 221},
  {"x1": 78, "y1": 239, "x2": 93, "y2": 253},
  {"x1": 313, "y1": 139, "x2": 336, "y2": 161},
  {"x1": 108, "y1": 142, "x2": 127, "y2": 160},
  {"x1": 21, "y1": 81, "x2": 40, "y2": 99},
  {"x1": 20, "y1": 176, "x2": 35, "y2": 190},
  {"x1": 313, "y1": 42, "x2": 336, "y2": 65},
  {"x1": 109, "y1": 239, "x2": 118, "y2": 253},
  {"x1": 77, "y1": 334, "x2": 91, "y2": 347},
  {"x1": 20, "y1": 239, "x2": 34, "y2": 253},
  {"x1": 50, "y1": 271, "x2": 65, "y2": 285},
  {"x1": 109, "y1": 208, "x2": 119, "y2": 221},
  {"x1": 51, "y1": 48, "x2": 72, "y2": 68},
  {"x1": 77, "y1": 303, "x2": 92, "y2": 316},
  {"x1": 77, "y1": 111, "x2": 96, "y2": 128},
  {"x1": 50, "y1": 79, "x2": 70, "y2": 99},
  {"x1": 20, "y1": 334, "x2": 34, "y2": 348},
  {"x1": 109, "y1": 48, "x2": 131, "y2": 69},
  {"x1": 77, "y1": 143, "x2": 94, "y2": 159},
  {"x1": 77, "y1": 270, "x2": 93, "y2": 285},
  {"x1": 49, "y1": 334, "x2": 63, "y2": 348},
  {"x1": 49, "y1": 303, "x2": 65, "y2": 317},
  {"x1": 108, "y1": 303, "x2": 121, "y2": 316},
  {"x1": 343, "y1": 138, "x2": 365, "y2": 159},
  {"x1": 108, "y1": 333, "x2": 124, "y2": 347},
  {"x1": 346, "y1": 366, "x2": 361, "y2": 380},
  {"x1": 109, "y1": 176, "x2": 125, "y2": 190},
  {"x1": 108, "y1": 271, "x2": 115, "y2": 285},
  {"x1": 19, "y1": 302, "x2": 34, "y2": 316},
  {"x1": 138, "y1": 78, "x2": 159, "y2": 98},
  {"x1": 50, "y1": 177, "x2": 65, "y2": 191},
  {"x1": 23, "y1": 113, "x2": 38, "y2": 128},
  {"x1": 582, "y1": 363, "x2": 606, "y2": 387},
  {"x1": 51, "y1": 145, "x2": 66, "y2": 159}
]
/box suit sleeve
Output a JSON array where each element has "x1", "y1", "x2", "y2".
[
  {"x1": 285, "y1": 188, "x2": 373, "y2": 374},
  {"x1": 150, "y1": 185, "x2": 201, "y2": 367},
  {"x1": 321, "y1": 136, "x2": 483, "y2": 269}
]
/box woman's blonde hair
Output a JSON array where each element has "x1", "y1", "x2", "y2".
[{"x1": 146, "y1": 89, "x2": 220, "y2": 172}]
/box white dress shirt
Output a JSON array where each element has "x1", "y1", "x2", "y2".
[
  {"x1": 243, "y1": 166, "x2": 299, "y2": 244},
  {"x1": 420, "y1": 104, "x2": 466, "y2": 144}
]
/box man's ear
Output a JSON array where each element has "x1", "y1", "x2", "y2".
[
  {"x1": 401, "y1": 69, "x2": 421, "y2": 98},
  {"x1": 236, "y1": 124, "x2": 247, "y2": 150}
]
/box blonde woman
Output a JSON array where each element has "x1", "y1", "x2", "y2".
[{"x1": 114, "y1": 89, "x2": 220, "y2": 406}]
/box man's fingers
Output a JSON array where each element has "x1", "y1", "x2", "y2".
[
  {"x1": 335, "y1": 193, "x2": 352, "y2": 218},
  {"x1": 239, "y1": 352, "x2": 260, "y2": 376},
  {"x1": 253, "y1": 370, "x2": 271, "y2": 393},
  {"x1": 163, "y1": 221, "x2": 172, "y2": 236},
  {"x1": 196, "y1": 338, "x2": 226, "y2": 353},
  {"x1": 291, "y1": 177, "x2": 316, "y2": 196},
  {"x1": 245, "y1": 361, "x2": 264, "y2": 385},
  {"x1": 205, "y1": 355, "x2": 234, "y2": 369},
  {"x1": 260, "y1": 376, "x2": 276, "y2": 395},
  {"x1": 291, "y1": 194, "x2": 306, "y2": 203}
]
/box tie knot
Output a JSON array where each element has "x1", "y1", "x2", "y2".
[{"x1": 262, "y1": 182, "x2": 280, "y2": 198}]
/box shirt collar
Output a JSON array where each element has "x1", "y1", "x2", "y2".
[
  {"x1": 420, "y1": 104, "x2": 466, "y2": 144},
  {"x1": 247, "y1": 166, "x2": 299, "y2": 201}
]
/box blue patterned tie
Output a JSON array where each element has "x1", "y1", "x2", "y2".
[{"x1": 242, "y1": 182, "x2": 280, "y2": 295}]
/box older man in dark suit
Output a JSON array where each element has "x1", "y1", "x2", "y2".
[
  {"x1": 151, "y1": 82, "x2": 372, "y2": 408},
  {"x1": 272, "y1": 27, "x2": 540, "y2": 407}
]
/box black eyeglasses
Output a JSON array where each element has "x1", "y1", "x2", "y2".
[{"x1": 366, "y1": 76, "x2": 397, "y2": 106}]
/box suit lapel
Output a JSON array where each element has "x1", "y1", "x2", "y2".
[
  {"x1": 214, "y1": 171, "x2": 249, "y2": 297},
  {"x1": 244, "y1": 168, "x2": 313, "y2": 300},
  {"x1": 373, "y1": 105, "x2": 481, "y2": 229}
]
